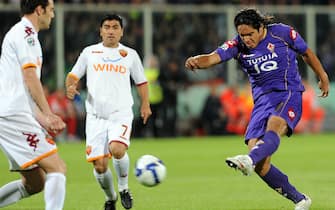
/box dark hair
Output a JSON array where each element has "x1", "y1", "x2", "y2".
[
  {"x1": 100, "y1": 14, "x2": 123, "y2": 28},
  {"x1": 20, "y1": 0, "x2": 49, "y2": 15},
  {"x1": 234, "y1": 8, "x2": 274, "y2": 30}
]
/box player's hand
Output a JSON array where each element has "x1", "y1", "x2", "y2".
[
  {"x1": 66, "y1": 85, "x2": 80, "y2": 100},
  {"x1": 185, "y1": 56, "x2": 200, "y2": 71},
  {"x1": 318, "y1": 73, "x2": 329, "y2": 98},
  {"x1": 43, "y1": 113, "x2": 66, "y2": 137},
  {"x1": 140, "y1": 103, "x2": 152, "y2": 124}
]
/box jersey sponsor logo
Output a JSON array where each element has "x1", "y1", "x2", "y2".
[
  {"x1": 93, "y1": 63, "x2": 126, "y2": 73},
  {"x1": 247, "y1": 53, "x2": 279, "y2": 74},
  {"x1": 288, "y1": 108, "x2": 296, "y2": 120},
  {"x1": 246, "y1": 52, "x2": 278, "y2": 65},
  {"x1": 220, "y1": 40, "x2": 237, "y2": 50},
  {"x1": 22, "y1": 132, "x2": 40, "y2": 151},
  {"x1": 289, "y1": 28, "x2": 297, "y2": 40}
]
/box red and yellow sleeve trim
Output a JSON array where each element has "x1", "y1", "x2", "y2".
[{"x1": 136, "y1": 81, "x2": 148, "y2": 87}]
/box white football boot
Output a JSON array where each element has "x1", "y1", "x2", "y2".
[
  {"x1": 226, "y1": 155, "x2": 254, "y2": 176},
  {"x1": 294, "y1": 195, "x2": 312, "y2": 210}
]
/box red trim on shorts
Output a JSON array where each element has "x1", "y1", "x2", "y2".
[
  {"x1": 136, "y1": 81, "x2": 148, "y2": 86},
  {"x1": 109, "y1": 140, "x2": 129, "y2": 148},
  {"x1": 20, "y1": 148, "x2": 58, "y2": 169}
]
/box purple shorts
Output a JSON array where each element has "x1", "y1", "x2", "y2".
[{"x1": 245, "y1": 90, "x2": 302, "y2": 143}]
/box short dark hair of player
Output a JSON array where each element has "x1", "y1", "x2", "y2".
[
  {"x1": 20, "y1": 0, "x2": 49, "y2": 15},
  {"x1": 234, "y1": 8, "x2": 275, "y2": 30},
  {"x1": 100, "y1": 14, "x2": 123, "y2": 28}
]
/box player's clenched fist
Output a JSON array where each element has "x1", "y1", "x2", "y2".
[
  {"x1": 66, "y1": 85, "x2": 79, "y2": 100},
  {"x1": 65, "y1": 73, "x2": 80, "y2": 100},
  {"x1": 185, "y1": 56, "x2": 200, "y2": 70},
  {"x1": 46, "y1": 113, "x2": 66, "y2": 136}
]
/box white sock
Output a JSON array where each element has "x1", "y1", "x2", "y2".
[
  {"x1": 93, "y1": 168, "x2": 117, "y2": 201},
  {"x1": 44, "y1": 173, "x2": 66, "y2": 210},
  {"x1": 113, "y1": 153, "x2": 129, "y2": 191},
  {"x1": 0, "y1": 180, "x2": 29, "y2": 207}
]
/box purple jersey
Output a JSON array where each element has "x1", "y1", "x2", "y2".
[{"x1": 216, "y1": 23, "x2": 307, "y2": 101}]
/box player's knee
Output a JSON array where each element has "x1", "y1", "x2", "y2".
[
  {"x1": 94, "y1": 165, "x2": 108, "y2": 174},
  {"x1": 39, "y1": 154, "x2": 67, "y2": 174},
  {"x1": 93, "y1": 159, "x2": 108, "y2": 173},
  {"x1": 111, "y1": 148, "x2": 126, "y2": 159},
  {"x1": 267, "y1": 116, "x2": 287, "y2": 135},
  {"x1": 110, "y1": 143, "x2": 127, "y2": 159}
]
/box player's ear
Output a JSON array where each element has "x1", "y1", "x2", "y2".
[
  {"x1": 35, "y1": 5, "x2": 43, "y2": 16},
  {"x1": 120, "y1": 28, "x2": 124, "y2": 38},
  {"x1": 99, "y1": 27, "x2": 103, "y2": 39},
  {"x1": 260, "y1": 24, "x2": 265, "y2": 32}
]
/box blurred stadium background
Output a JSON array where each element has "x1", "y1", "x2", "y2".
[{"x1": 1, "y1": 1, "x2": 335, "y2": 140}]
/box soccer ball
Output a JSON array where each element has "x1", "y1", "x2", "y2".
[{"x1": 135, "y1": 154, "x2": 167, "y2": 187}]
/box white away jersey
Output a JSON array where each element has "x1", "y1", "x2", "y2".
[
  {"x1": 70, "y1": 43, "x2": 147, "y2": 118},
  {"x1": 0, "y1": 17, "x2": 42, "y2": 116}
]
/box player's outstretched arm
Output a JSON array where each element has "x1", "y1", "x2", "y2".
[
  {"x1": 301, "y1": 48, "x2": 329, "y2": 98},
  {"x1": 65, "y1": 73, "x2": 80, "y2": 100},
  {"x1": 184, "y1": 51, "x2": 221, "y2": 71}
]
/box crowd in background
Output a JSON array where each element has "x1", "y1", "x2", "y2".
[
  {"x1": 43, "y1": 77, "x2": 325, "y2": 141},
  {"x1": 0, "y1": 2, "x2": 333, "y2": 141}
]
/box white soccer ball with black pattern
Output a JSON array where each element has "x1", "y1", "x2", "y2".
[{"x1": 135, "y1": 154, "x2": 167, "y2": 187}]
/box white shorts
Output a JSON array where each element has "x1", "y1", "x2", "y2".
[
  {"x1": 85, "y1": 109, "x2": 133, "y2": 162},
  {"x1": 0, "y1": 113, "x2": 57, "y2": 171}
]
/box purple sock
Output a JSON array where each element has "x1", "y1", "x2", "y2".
[
  {"x1": 260, "y1": 165, "x2": 305, "y2": 203},
  {"x1": 249, "y1": 130, "x2": 280, "y2": 165}
]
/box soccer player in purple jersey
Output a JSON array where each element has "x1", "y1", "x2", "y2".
[{"x1": 185, "y1": 8, "x2": 329, "y2": 210}]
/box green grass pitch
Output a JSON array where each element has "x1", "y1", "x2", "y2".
[{"x1": 0, "y1": 134, "x2": 334, "y2": 210}]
